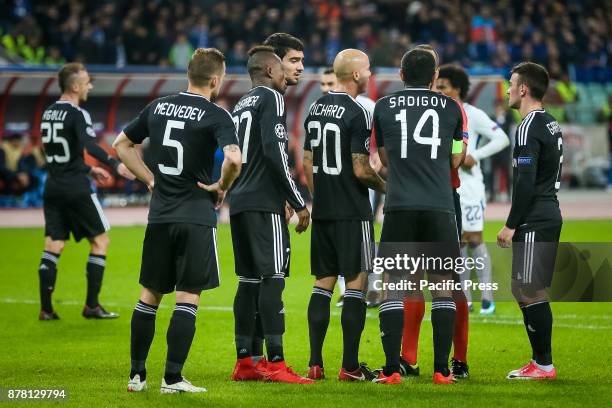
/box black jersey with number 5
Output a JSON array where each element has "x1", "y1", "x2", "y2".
[
  {"x1": 374, "y1": 87, "x2": 465, "y2": 214},
  {"x1": 303, "y1": 91, "x2": 373, "y2": 220},
  {"x1": 124, "y1": 91, "x2": 238, "y2": 227},
  {"x1": 506, "y1": 109, "x2": 562, "y2": 229},
  {"x1": 228, "y1": 86, "x2": 305, "y2": 216}
]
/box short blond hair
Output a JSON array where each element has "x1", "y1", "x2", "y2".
[
  {"x1": 187, "y1": 48, "x2": 226, "y2": 87},
  {"x1": 58, "y1": 62, "x2": 86, "y2": 93}
]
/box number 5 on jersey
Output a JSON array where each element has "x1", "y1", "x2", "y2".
[{"x1": 159, "y1": 120, "x2": 184, "y2": 176}]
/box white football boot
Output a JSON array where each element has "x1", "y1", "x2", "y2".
[
  {"x1": 127, "y1": 374, "x2": 147, "y2": 392},
  {"x1": 160, "y1": 377, "x2": 207, "y2": 393}
]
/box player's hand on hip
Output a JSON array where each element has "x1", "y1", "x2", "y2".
[
  {"x1": 146, "y1": 179, "x2": 154, "y2": 192},
  {"x1": 285, "y1": 202, "x2": 295, "y2": 223},
  {"x1": 117, "y1": 162, "x2": 136, "y2": 180},
  {"x1": 461, "y1": 154, "x2": 476, "y2": 170},
  {"x1": 295, "y1": 207, "x2": 310, "y2": 233},
  {"x1": 197, "y1": 181, "x2": 226, "y2": 209},
  {"x1": 497, "y1": 226, "x2": 515, "y2": 248},
  {"x1": 90, "y1": 166, "x2": 110, "y2": 183}
]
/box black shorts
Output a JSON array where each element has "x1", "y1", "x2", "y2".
[
  {"x1": 311, "y1": 219, "x2": 374, "y2": 279},
  {"x1": 44, "y1": 193, "x2": 109, "y2": 242},
  {"x1": 512, "y1": 223, "x2": 562, "y2": 288},
  {"x1": 380, "y1": 210, "x2": 460, "y2": 275},
  {"x1": 139, "y1": 223, "x2": 220, "y2": 294},
  {"x1": 230, "y1": 212, "x2": 290, "y2": 280}
]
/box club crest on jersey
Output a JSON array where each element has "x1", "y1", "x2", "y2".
[
  {"x1": 275, "y1": 123, "x2": 288, "y2": 140},
  {"x1": 365, "y1": 137, "x2": 371, "y2": 153}
]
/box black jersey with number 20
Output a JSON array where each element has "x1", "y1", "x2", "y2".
[
  {"x1": 374, "y1": 87, "x2": 465, "y2": 214},
  {"x1": 304, "y1": 91, "x2": 373, "y2": 220},
  {"x1": 124, "y1": 91, "x2": 238, "y2": 227}
]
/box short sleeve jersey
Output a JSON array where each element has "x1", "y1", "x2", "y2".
[
  {"x1": 41, "y1": 101, "x2": 98, "y2": 195},
  {"x1": 373, "y1": 87, "x2": 465, "y2": 213},
  {"x1": 304, "y1": 91, "x2": 373, "y2": 220},
  {"x1": 123, "y1": 91, "x2": 238, "y2": 227}
]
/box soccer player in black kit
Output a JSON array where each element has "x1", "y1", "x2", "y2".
[
  {"x1": 497, "y1": 62, "x2": 562, "y2": 380},
  {"x1": 113, "y1": 48, "x2": 242, "y2": 393},
  {"x1": 372, "y1": 48, "x2": 466, "y2": 384},
  {"x1": 229, "y1": 46, "x2": 311, "y2": 384},
  {"x1": 38, "y1": 62, "x2": 135, "y2": 321},
  {"x1": 303, "y1": 49, "x2": 385, "y2": 381}
]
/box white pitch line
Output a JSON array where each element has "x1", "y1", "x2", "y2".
[{"x1": 2, "y1": 297, "x2": 611, "y2": 330}]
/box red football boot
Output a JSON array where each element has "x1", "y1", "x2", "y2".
[
  {"x1": 372, "y1": 372, "x2": 401, "y2": 384},
  {"x1": 433, "y1": 371, "x2": 456, "y2": 384},
  {"x1": 307, "y1": 365, "x2": 325, "y2": 380},
  {"x1": 231, "y1": 357, "x2": 264, "y2": 381},
  {"x1": 264, "y1": 361, "x2": 314, "y2": 384},
  {"x1": 507, "y1": 361, "x2": 557, "y2": 380}
]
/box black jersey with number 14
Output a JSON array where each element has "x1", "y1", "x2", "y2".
[
  {"x1": 124, "y1": 91, "x2": 238, "y2": 227},
  {"x1": 303, "y1": 91, "x2": 373, "y2": 221},
  {"x1": 374, "y1": 87, "x2": 465, "y2": 214}
]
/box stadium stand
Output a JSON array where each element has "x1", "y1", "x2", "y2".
[{"x1": 0, "y1": 0, "x2": 610, "y2": 206}]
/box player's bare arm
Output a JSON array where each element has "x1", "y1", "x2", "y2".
[
  {"x1": 112, "y1": 132, "x2": 154, "y2": 190},
  {"x1": 451, "y1": 141, "x2": 467, "y2": 169},
  {"x1": 302, "y1": 150, "x2": 314, "y2": 195},
  {"x1": 352, "y1": 153, "x2": 386, "y2": 193},
  {"x1": 198, "y1": 143, "x2": 242, "y2": 209}
]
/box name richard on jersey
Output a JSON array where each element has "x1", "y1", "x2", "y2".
[
  {"x1": 153, "y1": 102, "x2": 206, "y2": 122},
  {"x1": 387, "y1": 94, "x2": 448, "y2": 109},
  {"x1": 309, "y1": 103, "x2": 346, "y2": 119}
]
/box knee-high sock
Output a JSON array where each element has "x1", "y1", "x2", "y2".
[
  {"x1": 401, "y1": 296, "x2": 424, "y2": 365},
  {"x1": 307, "y1": 287, "x2": 332, "y2": 367},
  {"x1": 473, "y1": 243, "x2": 493, "y2": 302},
  {"x1": 341, "y1": 290, "x2": 366, "y2": 372},
  {"x1": 259, "y1": 277, "x2": 285, "y2": 362},
  {"x1": 165, "y1": 303, "x2": 197, "y2": 384},
  {"x1": 86, "y1": 254, "x2": 106, "y2": 308},
  {"x1": 234, "y1": 279, "x2": 259, "y2": 359},
  {"x1": 452, "y1": 291, "x2": 469, "y2": 362},
  {"x1": 520, "y1": 305, "x2": 536, "y2": 360},
  {"x1": 130, "y1": 300, "x2": 158, "y2": 380},
  {"x1": 431, "y1": 297, "x2": 456, "y2": 375},
  {"x1": 38, "y1": 251, "x2": 59, "y2": 313},
  {"x1": 459, "y1": 246, "x2": 473, "y2": 303},
  {"x1": 522, "y1": 301, "x2": 553, "y2": 366},
  {"x1": 379, "y1": 300, "x2": 404, "y2": 375}
]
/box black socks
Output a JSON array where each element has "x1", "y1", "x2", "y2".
[
  {"x1": 308, "y1": 287, "x2": 332, "y2": 367},
  {"x1": 431, "y1": 297, "x2": 456, "y2": 375},
  {"x1": 165, "y1": 303, "x2": 197, "y2": 384},
  {"x1": 379, "y1": 300, "x2": 404, "y2": 375},
  {"x1": 259, "y1": 277, "x2": 285, "y2": 362},
  {"x1": 130, "y1": 300, "x2": 158, "y2": 381},
  {"x1": 38, "y1": 251, "x2": 59, "y2": 313},
  {"x1": 341, "y1": 289, "x2": 366, "y2": 372},
  {"x1": 522, "y1": 301, "x2": 553, "y2": 365},
  {"x1": 86, "y1": 254, "x2": 106, "y2": 308}
]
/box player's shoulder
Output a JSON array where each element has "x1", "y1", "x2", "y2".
[
  {"x1": 251, "y1": 85, "x2": 285, "y2": 116},
  {"x1": 517, "y1": 109, "x2": 550, "y2": 145}
]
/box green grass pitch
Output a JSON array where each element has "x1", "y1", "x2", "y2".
[{"x1": 1, "y1": 220, "x2": 611, "y2": 407}]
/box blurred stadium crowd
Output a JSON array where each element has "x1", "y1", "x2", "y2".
[
  {"x1": 0, "y1": 0, "x2": 609, "y2": 77},
  {"x1": 0, "y1": 0, "x2": 610, "y2": 207}
]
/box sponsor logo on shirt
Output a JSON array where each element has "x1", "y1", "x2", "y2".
[{"x1": 517, "y1": 156, "x2": 533, "y2": 165}]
